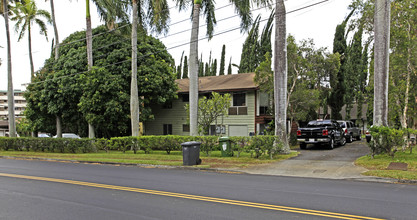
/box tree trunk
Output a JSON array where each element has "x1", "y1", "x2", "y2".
[
  {"x1": 50, "y1": 0, "x2": 62, "y2": 137},
  {"x1": 402, "y1": 20, "x2": 413, "y2": 130},
  {"x1": 130, "y1": 0, "x2": 140, "y2": 137},
  {"x1": 56, "y1": 115, "x2": 62, "y2": 138},
  {"x1": 86, "y1": 0, "x2": 95, "y2": 138},
  {"x1": 3, "y1": 0, "x2": 16, "y2": 137},
  {"x1": 189, "y1": 3, "x2": 201, "y2": 136},
  {"x1": 50, "y1": 0, "x2": 60, "y2": 60},
  {"x1": 28, "y1": 24, "x2": 34, "y2": 81},
  {"x1": 373, "y1": 0, "x2": 390, "y2": 126},
  {"x1": 274, "y1": 0, "x2": 290, "y2": 153}
]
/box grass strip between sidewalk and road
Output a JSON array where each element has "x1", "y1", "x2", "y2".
[
  {"x1": 0, "y1": 150, "x2": 299, "y2": 169},
  {"x1": 355, "y1": 149, "x2": 417, "y2": 181}
]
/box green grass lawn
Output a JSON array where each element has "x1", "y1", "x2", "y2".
[
  {"x1": 0, "y1": 150, "x2": 299, "y2": 169},
  {"x1": 356, "y1": 147, "x2": 417, "y2": 181}
]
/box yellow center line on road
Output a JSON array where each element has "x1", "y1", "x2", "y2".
[{"x1": 0, "y1": 172, "x2": 384, "y2": 220}]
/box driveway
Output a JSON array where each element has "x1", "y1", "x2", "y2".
[{"x1": 236, "y1": 140, "x2": 371, "y2": 180}]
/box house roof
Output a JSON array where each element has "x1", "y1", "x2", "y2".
[{"x1": 176, "y1": 73, "x2": 258, "y2": 93}]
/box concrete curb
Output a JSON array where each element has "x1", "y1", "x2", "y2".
[
  {"x1": 0, "y1": 155, "x2": 245, "y2": 174},
  {"x1": 1, "y1": 155, "x2": 415, "y2": 184}
]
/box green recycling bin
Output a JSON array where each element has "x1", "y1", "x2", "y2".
[{"x1": 219, "y1": 136, "x2": 233, "y2": 157}]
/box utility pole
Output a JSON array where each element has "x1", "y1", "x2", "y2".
[{"x1": 373, "y1": 0, "x2": 390, "y2": 126}]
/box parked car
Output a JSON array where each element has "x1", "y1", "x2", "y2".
[
  {"x1": 38, "y1": 133, "x2": 50, "y2": 138},
  {"x1": 297, "y1": 119, "x2": 346, "y2": 149},
  {"x1": 53, "y1": 133, "x2": 81, "y2": 139},
  {"x1": 337, "y1": 120, "x2": 361, "y2": 143}
]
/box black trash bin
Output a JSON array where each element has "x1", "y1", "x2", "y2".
[{"x1": 181, "y1": 141, "x2": 202, "y2": 166}]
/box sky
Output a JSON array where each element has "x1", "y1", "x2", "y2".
[{"x1": 0, "y1": 0, "x2": 352, "y2": 91}]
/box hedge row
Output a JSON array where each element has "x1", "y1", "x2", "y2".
[
  {"x1": 0, "y1": 135, "x2": 283, "y2": 158},
  {"x1": 367, "y1": 126, "x2": 417, "y2": 158}
]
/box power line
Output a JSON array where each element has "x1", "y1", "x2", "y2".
[{"x1": 25, "y1": 0, "x2": 331, "y2": 87}]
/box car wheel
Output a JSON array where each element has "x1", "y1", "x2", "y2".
[
  {"x1": 347, "y1": 135, "x2": 353, "y2": 143},
  {"x1": 328, "y1": 138, "x2": 334, "y2": 149},
  {"x1": 340, "y1": 136, "x2": 346, "y2": 146},
  {"x1": 356, "y1": 135, "x2": 361, "y2": 141},
  {"x1": 300, "y1": 143, "x2": 307, "y2": 150}
]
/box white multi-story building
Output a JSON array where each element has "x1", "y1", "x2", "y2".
[{"x1": 0, "y1": 90, "x2": 27, "y2": 121}]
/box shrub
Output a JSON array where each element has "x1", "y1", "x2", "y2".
[{"x1": 367, "y1": 126, "x2": 409, "y2": 158}]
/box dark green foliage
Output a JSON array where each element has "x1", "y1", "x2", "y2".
[
  {"x1": 204, "y1": 62, "x2": 210, "y2": 76},
  {"x1": 238, "y1": 10, "x2": 274, "y2": 73},
  {"x1": 182, "y1": 56, "x2": 188, "y2": 78},
  {"x1": 176, "y1": 51, "x2": 184, "y2": 79},
  {"x1": 239, "y1": 15, "x2": 260, "y2": 73},
  {"x1": 329, "y1": 9, "x2": 355, "y2": 119},
  {"x1": 219, "y1": 45, "x2": 226, "y2": 75},
  {"x1": 0, "y1": 137, "x2": 95, "y2": 153},
  {"x1": 0, "y1": 135, "x2": 284, "y2": 159},
  {"x1": 25, "y1": 25, "x2": 177, "y2": 138},
  {"x1": 227, "y1": 57, "x2": 232, "y2": 75},
  {"x1": 367, "y1": 126, "x2": 417, "y2": 158},
  {"x1": 198, "y1": 60, "x2": 204, "y2": 77},
  {"x1": 211, "y1": 59, "x2": 217, "y2": 76}
]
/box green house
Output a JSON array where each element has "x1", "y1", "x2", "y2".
[{"x1": 144, "y1": 73, "x2": 272, "y2": 136}]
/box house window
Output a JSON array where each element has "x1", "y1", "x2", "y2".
[
  {"x1": 183, "y1": 124, "x2": 190, "y2": 132},
  {"x1": 182, "y1": 94, "x2": 189, "y2": 102},
  {"x1": 259, "y1": 92, "x2": 269, "y2": 115},
  {"x1": 163, "y1": 124, "x2": 172, "y2": 135},
  {"x1": 233, "y1": 93, "x2": 246, "y2": 106}
]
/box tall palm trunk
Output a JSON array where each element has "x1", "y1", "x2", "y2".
[
  {"x1": 373, "y1": 0, "x2": 390, "y2": 126},
  {"x1": 130, "y1": 0, "x2": 139, "y2": 136},
  {"x1": 85, "y1": 0, "x2": 95, "y2": 138},
  {"x1": 274, "y1": 0, "x2": 289, "y2": 153},
  {"x1": 50, "y1": 0, "x2": 59, "y2": 60},
  {"x1": 28, "y1": 23, "x2": 34, "y2": 80},
  {"x1": 189, "y1": 3, "x2": 200, "y2": 136},
  {"x1": 3, "y1": 0, "x2": 16, "y2": 137},
  {"x1": 49, "y1": 0, "x2": 62, "y2": 137}
]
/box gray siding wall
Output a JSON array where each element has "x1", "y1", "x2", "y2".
[
  {"x1": 144, "y1": 91, "x2": 256, "y2": 136},
  {"x1": 144, "y1": 98, "x2": 189, "y2": 135}
]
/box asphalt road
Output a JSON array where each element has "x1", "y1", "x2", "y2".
[{"x1": 1, "y1": 158, "x2": 416, "y2": 220}]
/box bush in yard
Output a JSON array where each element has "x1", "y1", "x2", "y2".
[
  {"x1": 230, "y1": 136, "x2": 250, "y2": 158},
  {"x1": 367, "y1": 126, "x2": 405, "y2": 158},
  {"x1": 248, "y1": 136, "x2": 281, "y2": 159}
]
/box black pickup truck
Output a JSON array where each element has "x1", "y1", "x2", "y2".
[{"x1": 297, "y1": 119, "x2": 346, "y2": 149}]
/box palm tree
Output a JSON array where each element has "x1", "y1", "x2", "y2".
[
  {"x1": 45, "y1": 0, "x2": 62, "y2": 137},
  {"x1": 11, "y1": 0, "x2": 51, "y2": 81},
  {"x1": 85, "y1": 0, "x2": 127, "y2": 138},
  {"x1": 176, "y1": 0, "x2": 270, "y2": 136},
  {"x1": 1, "y1": 0, "x2": 18, "y2": 137},
  {"x1": 274, "y1": 0, "x2": 290, "y2": 153},
  {"x1": 45, "y1": 0, "x2": 59, "y2": 60},
  {"x1": 129, "y1": 0, "x2": 169, "y2": 136},
  {"x1": 373, "y1": 0, "x2": 390, "y2": 126}
]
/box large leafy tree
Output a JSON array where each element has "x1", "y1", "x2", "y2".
[
  {"x1": 185, "y1": 92, "x2": 231, "y2": 135},
  {"x1": 84, "y1": 0, "x2": 127, "y2": 138},
  {"x1": 389, "y1": 0, "x2": 416, "y2": 129},
  {"x1": 11, "y1": 0, "x2": 51, "y2": 80},
  {"x1": 176, "y1": 0, "x2": 269, "y2": 136},
  {"x1": 26, "y1": 25, "x2": 177, "y2": 138}
]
